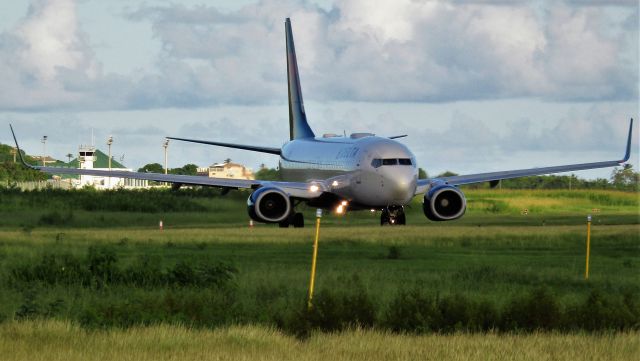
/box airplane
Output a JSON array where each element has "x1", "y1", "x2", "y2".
[{"x1": 9, "y1": 18, "x2": 634, "y2": 228}]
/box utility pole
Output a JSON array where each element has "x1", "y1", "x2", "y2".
[
  {"x1": 163, "y1": 139, "x2": 170, "y2": 175},
  {"x1": 41, "y1": 136, "x2": 48, "y2": 166},
  {"x1": 107, "y1": 136, "x2": 113, "y2": 171},
  {"x1": 107, "y1": 136, "x2": 114, "y2": 188}
]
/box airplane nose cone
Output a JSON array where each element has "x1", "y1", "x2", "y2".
[{"x1": 389, "y1": 174, "x2": 417, "y2": 202}]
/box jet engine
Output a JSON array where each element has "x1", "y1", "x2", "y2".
[
  {"x1": 247, "y1": 187, "x2": 292, "y2": 223},
  {"x1": 423, "y1": 184, "x2": 466, "y2": 221}
]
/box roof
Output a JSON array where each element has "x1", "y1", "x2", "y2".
[
  {"x1": 66, "y1": 149, "x2": 127, "y2": 169},
  {"x1": 210, "y1": 162, "x2": 246, "y2": 168}
]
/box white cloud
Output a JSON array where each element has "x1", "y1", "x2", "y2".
[{"x1": 0, "y1": 0, "x2": 635, "y2": 111}]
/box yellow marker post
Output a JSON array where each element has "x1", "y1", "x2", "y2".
[
  {"x1": 585, "y1": 215, "x2": 592, "y2": 280},
  {"x1": 307, "y1": 209, "x2": 322, "y2": 310}
]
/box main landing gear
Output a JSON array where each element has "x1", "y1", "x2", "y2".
[
  {"x1": 279, "y1": 212, "x2": 305, "y2": 228},
  {"x1": 381, "y1": 205, "x2": 406, "y2": 226}
]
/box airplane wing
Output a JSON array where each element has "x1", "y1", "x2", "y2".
[
  {"x1": 415, "y1": 118, "x2": 634, "y2": 194},
  {"x1": 9, "y1": 126, "x2": 324, "y2": 199}
]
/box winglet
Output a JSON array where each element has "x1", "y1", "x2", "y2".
[
  {"x1": 620, "y1": 118, "x2": 633, "y2": 163},
  {"x1": 8, "y1": 125, "x2": 36, "y2": 169}
]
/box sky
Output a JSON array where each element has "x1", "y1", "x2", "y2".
[{"x1": 0, "y1": 0, "x2": 637, "y2": 179}]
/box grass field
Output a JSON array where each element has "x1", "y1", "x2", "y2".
[
  {"x1": 2, "y1": 321, "x2": 639, "y2": 361},
  {"x1": 0, "y1": 188, "x2": 638, "y2": 358}
]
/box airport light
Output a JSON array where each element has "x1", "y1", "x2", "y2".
[
  {"x1": 41, "y1": 136, "x2": 48, "y2": 166},
  {"x1": 107, "y1": 136, "x2": 113, "y2": 171},
  {"x1": 163, "y1": 139, "x2": 170, "y2": 175},
  {"x1": 585, "y1": 215, "x2": 592, "y2": 280},
  {"x1": 107, "y1": 136, "x2": 114, "y2": 188}
]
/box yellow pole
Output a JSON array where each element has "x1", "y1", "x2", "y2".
[
  {"x1": 307, "y1": 209, "x2": 322, "y2": 310},
  {"x1": 585, "y1": 215, "x2": 592, "y2": 280}
]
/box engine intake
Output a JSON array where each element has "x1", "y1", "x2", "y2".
[
  {"x1": 247, "y1": 187, "x2": 292, "y2": 223},
  {"x1": 423, "y1": 184, "x2": 466, "y2": 221}
]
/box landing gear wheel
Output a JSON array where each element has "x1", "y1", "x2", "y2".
[
  {"x1": 292, "y1": 212, "x2": 304, "y2": 228},
  {"x1": 381, "y1": 209, "x2": 390, "y2": 226}
]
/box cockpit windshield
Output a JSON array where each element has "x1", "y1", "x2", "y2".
[{"x1": 371, "y1": 158, "x2": 413, "y2": 168}]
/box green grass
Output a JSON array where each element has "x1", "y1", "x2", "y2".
[
  {"x1": 0, "y1": 188, "x2": 637, "y2": 228},
  {"x1": 0, "y1": 188, "x2": 638, "y2": 359},
  {"x1": 0, "y1": 223, "x2": 638, "y2": 331},
  {"x1": 1, "y1": 321, "x2": 638, "y2": 361}
]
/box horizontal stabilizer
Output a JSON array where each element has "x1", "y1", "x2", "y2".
[{"x1": 167, "y1": 137, "x2": 281, "y2": 155}]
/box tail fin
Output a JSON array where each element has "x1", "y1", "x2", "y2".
[{"x1": 285, "y1": 18, "x2": 315, "y2": 140}]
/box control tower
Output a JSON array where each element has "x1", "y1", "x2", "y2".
[{"x1": 78, "y1": 145, "x2": 96, "y2": 187}]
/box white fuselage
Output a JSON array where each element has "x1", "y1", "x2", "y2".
[{"x1": 280, "y1": 135, "x2": 418, "y2": 208}]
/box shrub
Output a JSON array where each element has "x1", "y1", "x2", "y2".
[
  {"x1": 387, "y1": 246, "x2": 401, "y2": 260},
  {"x1": 384, "y1": 289, "x2": 437, "y2": 333},
  {"x1": 501, "y1": 287, "x2": 561, "y2": 331},
  {"x1": 38, "y1": 210, "x2": 73, "y2": 226},
  {"x1": 289, "y1": 285, "x2": 376, "y2": 337}
]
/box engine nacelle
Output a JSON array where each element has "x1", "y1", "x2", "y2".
[
  {"x1": 423, "y1": 184, "x2": 467, "y2": 221},
  {"x1": 247, "y1": 187, "x2": 292, "y2": 223}
]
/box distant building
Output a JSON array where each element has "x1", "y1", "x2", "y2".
[
  {"x1": 197, "y1": 162, "x2": 255, "y2": 180},
  {"x1": 63, "y1": 146, "x2": 148, "y2": 189},
  {"x1": 30, "y1": 155, "x2": 58, "y2": 166}
]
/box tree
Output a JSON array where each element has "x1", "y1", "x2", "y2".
[
  {"x1": 169, "y1": 164, "x2": 199, "y2": 176},
  {"x1": 418, "y1": 168, "x2": 428, "y2": 179},
  {"x1": 254, "y1": 167, "x2": 281, "y2": 181},
  {"x1": 436, "y1": 171, "x2": 459, "y2": 178},
  {"x1": 138, "y1": 163, "x2": 164, "y2": 173},
  {"x1": 611, "y1": 165, "x2": 639, "y2": 191}
]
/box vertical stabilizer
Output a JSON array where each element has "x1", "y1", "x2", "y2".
[{"x1": 286, "y1": 18, "x2": 315, "y2": 140}]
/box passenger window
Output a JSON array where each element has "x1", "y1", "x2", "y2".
[
  {"x1": 382, "y1": 159, "x2": 398, "y2": 166},
  {"x1": 399, "y1": 158, "x2": 412, "y2": 165},
  {"x1": 371, "y1": 159, "x2": 382, "y2": 168}
]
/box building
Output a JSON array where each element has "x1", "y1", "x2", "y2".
[
  {"x1": 197, "y1": 162, "x2": 255, "y2": 180},
  {"x1": 64, "y1": 146, "x2": 148, "y2": 189},
  {"x1": 30, "y1": 155, "x2": 58, "y2": 166}
]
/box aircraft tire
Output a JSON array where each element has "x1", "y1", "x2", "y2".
[{"x1": 292, "y1": 212, "x2": 304, "y2": 228}]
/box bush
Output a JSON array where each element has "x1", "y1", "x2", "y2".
[
  {"x1": 289, "y1": 285, "x2": 376, "y2": 337},
  {"x1": 501, "y1": 287, "x2": 561, "y2": 331},
  {"x1": 384, "y1": 289, "x2": 437, "y2": 333},
  {"x1": 564, "y1": 289, "x2": 640, "y2": 331},
  {"x1": 387, "y1": 246, "x2": 401, "y2": 260},
  {"x1": 38, "y1": 210, "x2": 73, "y2": 226},
  {"x1": 9, "y1": 248, "x2": 237, "y2": 290}
]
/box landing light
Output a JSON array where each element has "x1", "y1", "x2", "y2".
[
  {"x1": 309, "y1": 184, "x2": 320, "y2": 193},
  {"x1": 331, "y1": 180, "x2": 339, "y2": 187},
  {"x1": 336, "y1": 205, "x2": 345, "y2": 214},
  {"x1": 341, "y1": 200, "x2": 348, "y2": 206}
]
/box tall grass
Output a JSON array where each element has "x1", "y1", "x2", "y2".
[
  {"x1": 0, "y1": 224, "x2": 638, "y2": 333},
  {"x1": 1, "y1": 321, "x2": 638, "y2": 361}
]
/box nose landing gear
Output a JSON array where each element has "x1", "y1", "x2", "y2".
[
  {"x1": 279, "y1": 212, "x2": 305, "y2": 228},
  {"x1": 381, "y1": 205, "x2": 406, "y2": 226}
]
